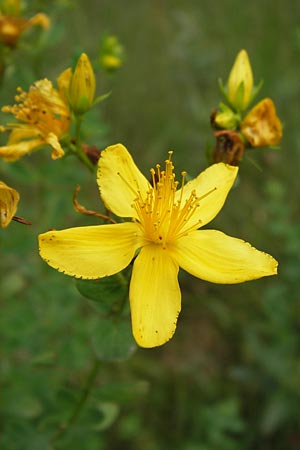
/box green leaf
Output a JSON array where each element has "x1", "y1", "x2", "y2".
[
  {"x1": 76, "y1": 273, "x2": 128, "y2": 315},
  {"x1": 96, "y1": 380, "x2": 149, "y2": 404},
  {"x1": 91, "y1": 316, "x2": 137, "y2": 362},
  {"x1": 92, "y1": 402, "x2": 120, "y2": 431}
]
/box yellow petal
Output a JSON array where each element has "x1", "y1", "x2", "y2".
[
  {"x1": 39, "y1": 222, "x2": 142, "y2": 279},
  {"x1": 240, "y1": 98, "x2": 283, "y2": 147},
  {"x1": 57, "y1": 67, "x2": 72, "y2": 102},
  {"x1": 98, "y1": 143, "x2": 151, "y2": 218},
  {"x1": 130, "y1": 245, "x2": 181, "y2": 348},
  {"x1": 0, "y1": 181, "x2": 19, "y2": 228},
  {"x1": 32, "y1": 79, "x2": 69, "y2": 117},
  {"x1": 0, "y1": 137, "x2": 44, "y2": 161},
  {"x1": 177, "y1": 163, "x2": 238, "y2": 229},
  {"x1": 29, "y1": 13, "x2": 50, "y2": 29},
  {"x1": 45, "y1": 132, "x2": 65, "y2": 159},
  {"x1": 7, "y1": 126, "x2": 40, "y2": 143},
  {"x1": 169, "y1": 229, "x2": 278, "y2": 283}
]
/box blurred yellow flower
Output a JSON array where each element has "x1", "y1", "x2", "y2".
[
  {"x1": 241, "y1": 98, "x2": 282, "y2": 147},
  {"x1": 0, "y1": 0, "x2": 49, "y2": 48},
  {"x1": 100, "y1": 54, "x2": 122, "y2": 71},
  {"x1": 0, "y1": 180, "x2": 19, "y2": 228},
  {"x1": 227, "y1": 49, "x2": 253, "y2": 112},
  {"x1": 99, "y1": 35, "x2": 124, "y2": 72},
  {"x1": 39, "y1": 144, "x2": 278, "y2": 348},
  {"x1": 69, "y1": 53, "x2": 96, "y2": 115},
  {"x1": 0, "y1": 72, "x2": 71, "y2": 161}
]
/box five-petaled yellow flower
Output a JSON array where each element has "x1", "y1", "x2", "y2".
[
  {"x1": 39, "y1": 144, "x2": 278, "y2": 348},
  {"x1": 0, "y1": 71, "x2": 71, "y2": 162},
  {"x1": 0, "y1": 180, "x2": 19, "y2": 228}
]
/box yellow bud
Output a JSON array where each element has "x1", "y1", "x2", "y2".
[
  {"x1": 228, "y1": 49, "x2": 253, "y2": 111},
  {"x1": 99, "y1": 34, "x2": 124, "y2": 72},
  {"x1": 0, "y1": 181, "x2": 19, "y2": 228},
  {"x1": 69, "y1": 53, "x2": 96, "y2": 115},
  {"x1": 214, "y1": 104, "x2": 238, "y2": 129},
  {"x1": 240, "y1": 98, "x2": 282, "y2": 147},
  {"x1": 100, "y1": 54, "x2": 122, "y2": 71}
]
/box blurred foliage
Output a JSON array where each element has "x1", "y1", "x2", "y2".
[{"x1": 1, "y1": 0, "x2": 300, "y2": 449}]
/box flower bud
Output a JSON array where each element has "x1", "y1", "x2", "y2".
[
  {"x1": 0, "y1": 181, "x2": 19, "y2": 228},
  {"x1": 69, "y1": 53, "x2": 96, "y2": 115},
  {"x1": 214, "y1": 103, "x2": 239, "y2": 130},
  {"x1": 240, "y1": 98, "x2": 282, "y2": 147},
  {"x1": 99, "y1": 35, "x2": 124, "y2": 72},
  {"x1": 228, "y1": 49, "x2": 253, "y2": 112}
]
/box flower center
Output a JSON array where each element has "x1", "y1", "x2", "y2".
[{"x1": 133, "y1": 152, "x2": 204, "y2": 247}]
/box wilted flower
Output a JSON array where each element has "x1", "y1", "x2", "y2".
[
  {"x1": 0, "y1": 0, "x2": 49, "y2": 48},
  {"x1": 0, "y1": 180, "x2": 19, "y2": 227},
  {"x1": 68, "y1": 53, "x2": 96, "y2": 115},
  {"x1": 39, "y1": 144, "x2": 278, "y2": 348},
  {"x1": 213, "y1": 130, "x2": 245, "y2": 166},
  {"x1": 0, "y1": 71, "x2": 71, "y2": 161},
  {"x1": 240, "y1": 98, "x2": 282, "y2": 147},
  {"x1": 227, "y1": 49, "x2": 253, "y2": 112}
]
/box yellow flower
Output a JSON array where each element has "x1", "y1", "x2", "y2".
[
  {"x1": 0, "y1": 180, "x2": 19, "y2": 228},
  {"x1": 227, "y1": 49, "x2": 253, "y2": 112},
  {"x1": 39, "y1": 144, "x2": 278, "y2": 348},
  {"x1": 0, "y1": 0, "x2": 49, "y2": 48},
  {"x1": 240, "y1": 98, "x2": 282, "y2": 147},
  {"x1": 68, "y1": 53, "x2": 96, "y2": 115},
  {"x1": 0, "y1": 73, "x2": 71, "y2": 161}
]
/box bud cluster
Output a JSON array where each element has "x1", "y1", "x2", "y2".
[{"x1": 211, "y1": 49, "x2": 282, "y2": 165}]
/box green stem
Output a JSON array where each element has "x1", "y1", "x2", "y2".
[
  {"x1": 64, "y1": 138, "x2": 95, "y2": 173},
  {"x1": 65, "y1": 115, "x2": 96, "y2": 172},
  {"x1": 51, "y1": 358, "x2": 101, "y2": 447}
]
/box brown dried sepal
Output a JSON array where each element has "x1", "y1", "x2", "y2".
[{"x1": 213, "y1": 130, "x2": 245, "y2": 166}]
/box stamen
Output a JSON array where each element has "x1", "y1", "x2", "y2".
[
  {"x1": 133, "y1": 152, "x2": 218, "y2": 246},
  {"x1": 117, "y1": 171, "x2": 141, "y2": 197}
]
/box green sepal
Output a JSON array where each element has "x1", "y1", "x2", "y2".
[
  {"x1": 248, "y1": 79, "x2": 264, "y2": 108},
  {"x1": 72, "y1": 96, "x2": 91, "y2": 115},
  {"x1": 232, "y1": 81, "x2": 246, "y2": 112},
  {"x1": 218, "y1": 78, "x2": 230, "y2": 104},
  {"x1": 93, "y1": 91, "x2": 111, "y2": 106}
]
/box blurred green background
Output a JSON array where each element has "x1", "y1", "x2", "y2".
[{"x1": 1, "y1": 0, "x2": 300, "y2": 449}]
